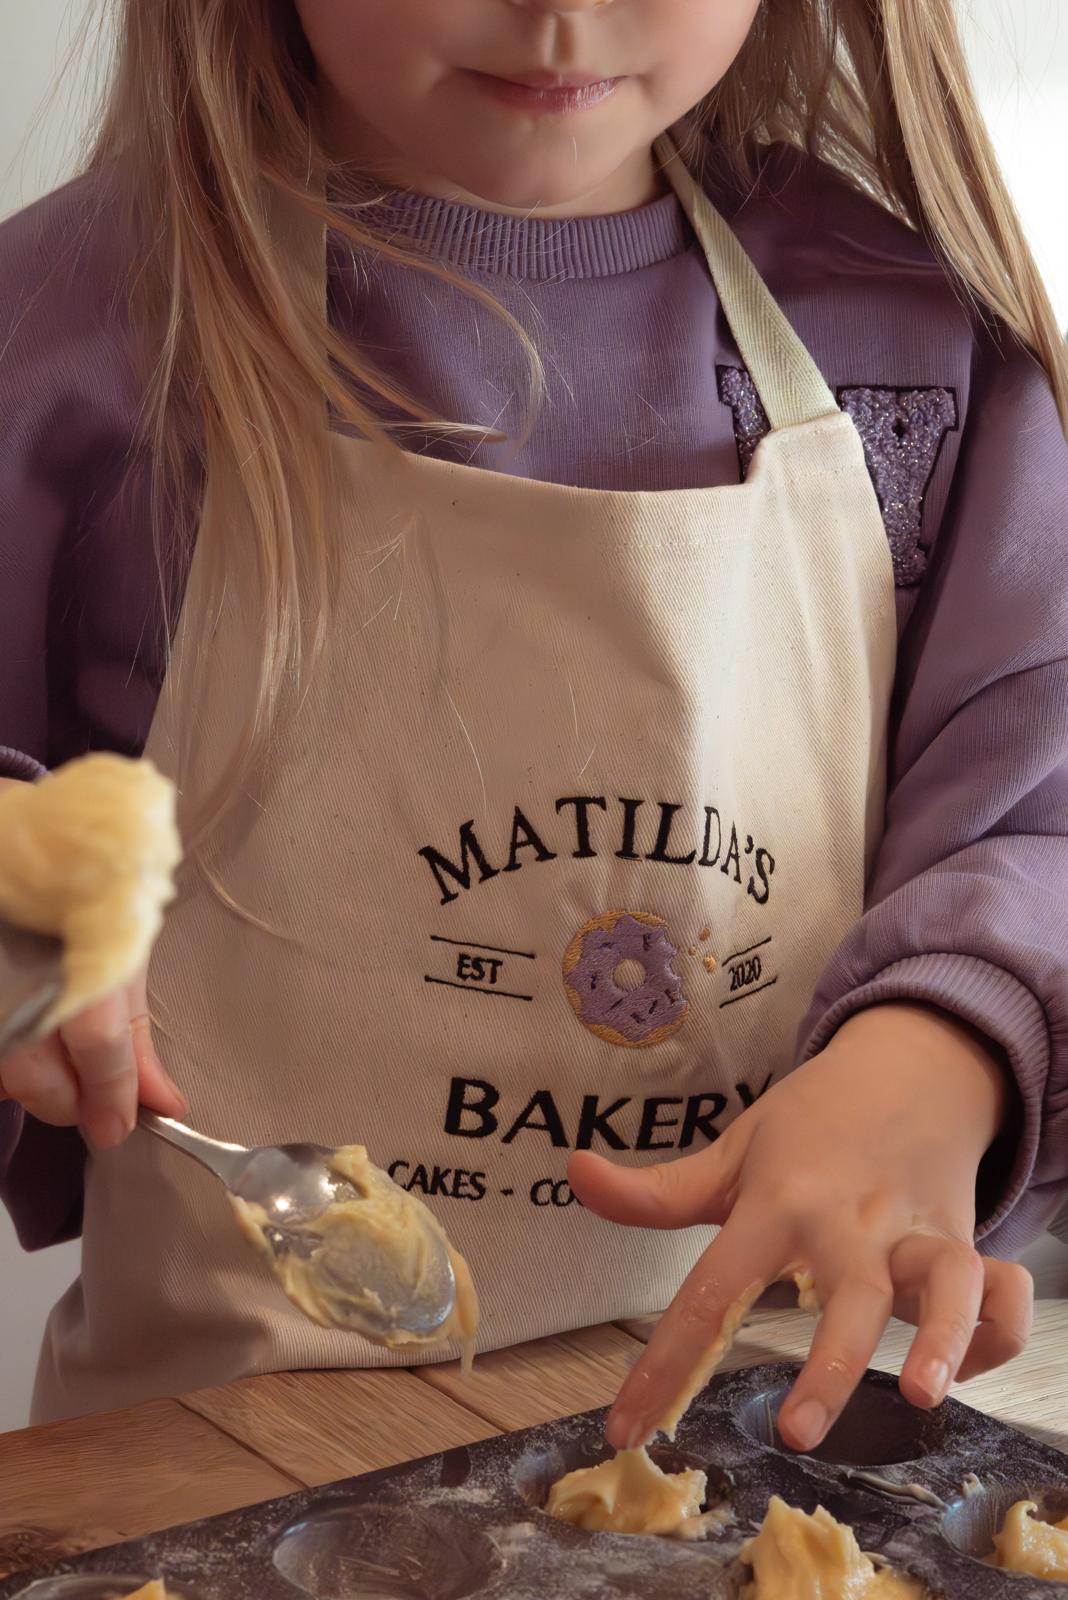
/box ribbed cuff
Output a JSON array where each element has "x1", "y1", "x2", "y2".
[
  {"x1": 801, "y1": 953, "x2": 1049, "y2": 1245},
  {"x1": 0, "y1": 746, "x2": 46, "y2": 781}
]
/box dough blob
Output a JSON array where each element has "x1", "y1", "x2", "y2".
[
  {"x1": 991, "y1": 1500, "x2": 1068, "y2": 1580},
  {"x1": 122, "y1": 1585, "x2": 177, "y2": 1600},
  {"x1": 0, "y1": 754, "x2": 180, "y2": 1028},
  {"x1": 547, "y1": 1283, "x2": 762, "y2": 1539},
  {"x1": 232, "y1": 1144, "x2": 479, "y2": 1364},
  {"x1": 793, "y1": 1267, "x2": 821, "y2": 1315},
  {"x1": 742, "y1": 1496, "x2": 924, "y2": 1599},
  {"x1": 545, "y1": 1447, "x2": 711, "y2": 1539}
]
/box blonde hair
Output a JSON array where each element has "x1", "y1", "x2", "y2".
[{"x1": 85, "y1": 0, "x2": 1067, "y2": 836}]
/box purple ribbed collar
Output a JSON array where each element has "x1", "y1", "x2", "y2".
[{"x1": 341, "y1": 187, "x2": 690, "y2": 281}]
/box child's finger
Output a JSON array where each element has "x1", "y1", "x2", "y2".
[
  {"x1": 59, "y1": 990, "x2": 139, "y2": 1150},
  {"x1": 569, "y1": 1124, "x2": 748, "y2": 1232},
  {"x1": 896, "y1": 1233, "x2": 985, "y2": 1408},
  {"x1": 956, "y1": 1260, "x2": 1033, "y2": 1383},
  {"x1": 131, "y1": 1016, "x2": 188, "y2": 1119},
  {"x1": 776, "y1": 1264, "x2": 894, "y2": 1451},
  {"x1": 0, "y1": 1036, "x2": 81, "y2": 1125},
  {"x1": 126, "y1": 974, "x2": 188, "y2": 1119},
  {"x1": 604, "y1": 1208, "x2": 780, "y2": 1449}
]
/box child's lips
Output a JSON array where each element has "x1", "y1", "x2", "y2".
[{"x1": 464, "y1": 69, "x2": 624, "y2": 115}]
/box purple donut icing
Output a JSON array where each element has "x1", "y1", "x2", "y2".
[{"x1": 566, "y1": 914, "x2": 686, "y2": 1044}]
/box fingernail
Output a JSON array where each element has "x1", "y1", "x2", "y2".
[
  {"x1": 788, "y1": 1399, "x2": 828, "y2": 1452},
  {"x1": 86, "y1": 1112, "x2": 130, "y2": 1151},
  {"x1": 918, "y1": 1360, "x2": 950, "y2": 1404}
]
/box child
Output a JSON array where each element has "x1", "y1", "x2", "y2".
[{"x1": 1, "y1": 0, "x2": 1065, "y2": 1442}]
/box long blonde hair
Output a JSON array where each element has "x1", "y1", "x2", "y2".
[{"x1": 85, "y1": 0, "x2": 1067, "y2": 835}]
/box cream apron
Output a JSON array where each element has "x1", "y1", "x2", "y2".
[{"x1": 35, "y1": 144, "x2": 897, "y2": 1421}]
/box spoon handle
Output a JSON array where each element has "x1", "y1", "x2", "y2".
[
  {"x1": 0, "y1": 920, "x2": 64, "y2": 1059},
  {"x1": 137, "y1": 1109, "x2": 252, "y2": 1189}
]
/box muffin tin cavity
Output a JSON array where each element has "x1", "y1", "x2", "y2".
[
  {"x1": 738, "y1": 1379, "x2": 947, "y2": 1466},
  {"x1": 513, "y1": 1437, "x2": 731, "y2": 1518},
  {"x1": 273, "y1": 1502, "x2": 501, "y2": 1600},
  {"x1": 942, "y1": 1483, "x2": 1068, "y2": 1568}
]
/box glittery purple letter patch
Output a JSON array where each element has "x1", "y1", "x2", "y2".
[{"x1": 717, "y1": 366, "x2": 958, "y2": 587}]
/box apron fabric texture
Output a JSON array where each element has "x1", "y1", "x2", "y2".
[{"x1": 35, "y1": 142, "x2": 897, "y2": 1420}]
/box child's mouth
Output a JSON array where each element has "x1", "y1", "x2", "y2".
[{"x1": 464, "y1": 70, "x2": 623, "y2": 115}]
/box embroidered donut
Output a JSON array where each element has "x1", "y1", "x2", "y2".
[{"x1": 562, "y1": 910, "x2": 688, "y2": 1049}]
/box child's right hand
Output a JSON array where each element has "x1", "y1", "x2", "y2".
[{"x1": 0, "y1": 966, "x2": 187, "y2": 1150}]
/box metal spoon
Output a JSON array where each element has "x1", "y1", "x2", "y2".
[
  {"x1": 0, "y1": 919, "x2": 456, "y2": 1341},
  {"x1": 0, "y1": 922, "x2": 65, "y2": 1058},
  {"x1": 139, "y1": 1111, "x2": 458, "y2": 1341}
]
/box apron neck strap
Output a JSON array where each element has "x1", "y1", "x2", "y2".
[
  {"x1": 275, "y1": 141, "x2": 836, "y2": 437},
  {"x1": 654, "y1": 136, "x2": 837, "y2": 431}
]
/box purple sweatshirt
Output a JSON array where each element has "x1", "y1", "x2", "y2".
[{"x1": 1, "y1": 146, "x2": 1066, "y2": 1257}]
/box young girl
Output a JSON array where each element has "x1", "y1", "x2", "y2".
[{"x1": 1, "y1": 0, "x2": 1065, "y2": 1444}]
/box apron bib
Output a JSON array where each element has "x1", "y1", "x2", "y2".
[{"x1": 35, "y1": 143, "x2": 896, "y2": 1420}]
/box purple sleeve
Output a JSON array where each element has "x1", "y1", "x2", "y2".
[
  {"x1": 801, "y1": 327, "x2": 1068, "y2": 1254},
  {"x1": 0, "y1": 174, "x2": 164, "y2": 778},
  {"x1": 0, "y1": 176, "x2": 165, "y2": 1248}
]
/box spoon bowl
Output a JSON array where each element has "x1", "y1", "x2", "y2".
[{"x1": 139, "y1": 1113, "x2": 457, "y2": 1341}]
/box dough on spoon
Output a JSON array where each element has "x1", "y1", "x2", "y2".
[
  {"x1": 0, "y1": 754, "x2": 180, "y2": 1028},
  {"x1": 121, "y1": 1585, "x2": 179, "y2": 1600},
  {"x1": 232, "y1": 1143, "x2": 479, "y2": 1363},
  {"x1": 990, "y1": 1500, "x2": 1068, "y2": 1579},
  {"x1": 741, "y1": 1496, "x2": 925, "y2": 1598}
]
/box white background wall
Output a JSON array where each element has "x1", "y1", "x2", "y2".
[{"x1": 0, "y1": 1, "x2": 1065, "y2": 1433}]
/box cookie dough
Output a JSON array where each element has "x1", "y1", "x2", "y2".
[
  {"x1": 122, "y1": 1585, "x2": 178, "y2": 1600},
  {"x1": 991, "y1": 1500, "x2": 1068, "y2": 1580},
  {"x1": 232, "y1": 1143, "x2": 479, "y2": 1363},
  {"x1": 0, "y1": 755, "x2": 180, "y2": 1029},
  {"x1": 742, "y1": 1496, "x2": 924, "y2": 1598},
  {"x1": 793, "y1": 1267, "x2": 821, "y2": 1315},
  {"x1": 548, "y1": 1281, "x2": 763, "y2": 1539},
  {"x1": 546, "y1": 1446, "x2": 711, "y2": 1539},
  {"x1": 656, "y1": 1280, "x2": 765, "y2": 1440}
]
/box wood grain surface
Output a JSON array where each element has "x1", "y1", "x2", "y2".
[
  {"x1": 181, "y1": 1366, "x2": 497, "y2": 1487},
  {"x1": 0, "y1": 1398, "x2": 300, "y2": 1577}
]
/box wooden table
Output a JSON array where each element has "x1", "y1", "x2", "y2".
[{"x1": 2, "y1": 1244, "x2": 1066, "y2": 1580}]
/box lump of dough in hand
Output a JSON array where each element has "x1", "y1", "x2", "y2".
[
  {"x1": 991, "y1": 1500, "x2": 1068, "y2": 1580},
  {"x1": 741, "y1": 1496, "x2": 925, "y2": 1599},
  {"x1": 0, "y1": 754, "x2": 180, "y2": 1028},
  {"x1": 546, "y1": 1446, "x2": 712, "y2": 1538}
]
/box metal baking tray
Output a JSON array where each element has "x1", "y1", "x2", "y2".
[{"x1": 2, "y1": 1361, "x2": 1067, "y2": 1598}]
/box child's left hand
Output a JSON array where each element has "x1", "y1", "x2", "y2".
[{"x1": 569, "y1": 1002, "x2": 1034, "y2": 1454}]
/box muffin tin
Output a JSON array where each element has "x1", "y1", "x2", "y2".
[{"x1": 2, "y1": 1360, "x2": 1067, "y2": 1599}]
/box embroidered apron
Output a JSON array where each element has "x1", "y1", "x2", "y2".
[{"x1": 35, "y1": 143, "x2": 896, "y2": 1421}]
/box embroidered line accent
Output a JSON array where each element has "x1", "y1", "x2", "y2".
[
  {"x1": 724, "y1": 935, "x2": 772, "y2": 965},
  {"x1": 430, "y1": 934, "x2": 536, "y2": 960},
  {"x1": 424, "y1": 976, "x2": 534, "y2": 1003}
]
